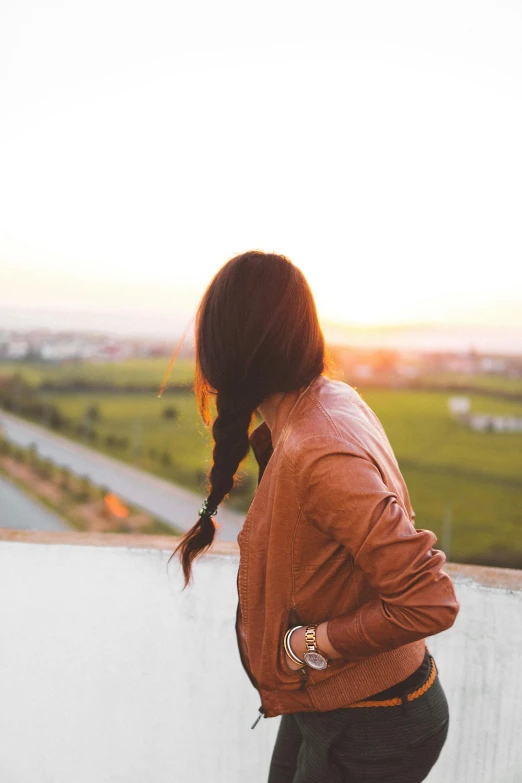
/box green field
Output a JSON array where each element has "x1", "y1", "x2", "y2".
[
  {"x1": 359, "y1": 388, "x2": 522, "y2": 483},
  {"x1": 0, "y1": 357, "x2": 195, "y2": 388},
  {"x1": 421, "y1": 371, "x2": 522, "y2": 395},
  {"x1": 3, "y1": 357, "x2": 522, "y2": 395},
  {"x1": 1, "y1": 358, "x2": 521, "y2": 566}
]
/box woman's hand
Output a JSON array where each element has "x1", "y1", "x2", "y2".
[{"x1": 284, "y1": 622, "x2": 343, "y2": 671}]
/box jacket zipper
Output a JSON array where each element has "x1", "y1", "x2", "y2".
[
  {"x1": 241, "y1": 411, "x2": 313, "y2": 732},
  {"x1": 251, "y1": 666, "x2": 308, "y2": 728},
  {"x1": 235, "y1": 572, "x2": 269, "y2": 728},
  {"x1": 251, "y1": 704, "x2": 266, "y2": 729}
]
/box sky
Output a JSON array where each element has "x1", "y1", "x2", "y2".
[{"x1": 0, "y1": 0, "x2": 521, "y2": 342}]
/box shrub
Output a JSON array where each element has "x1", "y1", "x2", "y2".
[
  {"x1": 27, "y1": 443, "x2": 38, "y2": 464},
  {"x1": 37, "y1": 458, "x2": 54, "y2": 481},
  {"x1": 48, "y1": 406, "x2": 65, "y2": 430},
  {"x1": 98, "y1": 484, "x2": 110, "y2": 499},
  {"x1": 59, "y1": 466, "x2": 71, "y2": 491},
  {"x1": 75, "y1": 474, "x2": 93, "y2": 502},
  {"x1": 85, "y1": 404, "x2": 102, "y2": 423},
  {"x1": 14, "y1": 445, "x2": 27, "y2": 464},
  {"x1": 162, "y1": 406, "x2": 179, "y2": 421}
]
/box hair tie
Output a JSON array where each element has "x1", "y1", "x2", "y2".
[{"x1": 198, "y1": 499, "x2": 218, "y2": 518}]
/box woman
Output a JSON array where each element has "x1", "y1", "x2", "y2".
[{"x1": 170, "y1": 251, "x2": 460, "y2": 783}]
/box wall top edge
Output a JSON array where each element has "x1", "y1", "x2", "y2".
[
  {"x1": 0, "y1": 529, "x2": 521, "y2": 590},
  {"x1": 0, "y1": 528, "x2": 240, "y2": 557}
]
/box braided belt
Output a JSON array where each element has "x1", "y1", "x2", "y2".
[{"x1": 346, "y1": 655, "x2": 437, "y2": 709}]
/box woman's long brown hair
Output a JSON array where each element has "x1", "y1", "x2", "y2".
[{"x1": 169, "y1": 251, "x2": 329, "y2": 587}]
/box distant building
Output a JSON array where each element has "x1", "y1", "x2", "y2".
[
  {"x1": 480, "y1": 356, "x2": 507, "y2": 373},
  {"x1": 467, "y1": 414, "x2": 491, "y2": 432},
  {"x1": 39, "y1": 341, "x2": 85, "y2": 362},
  {"x1": 448, "y1": 396, "x2": 471, "y2": 416},
  {"x1": 464, "y1": 412, "x2": 522, "y2": 433},
  {"x1": 449, "y1": 396, "x2": 522, "y2": 432},
  {"x1": 5, "y1": 340, "x2": 30, "y2": 360}
]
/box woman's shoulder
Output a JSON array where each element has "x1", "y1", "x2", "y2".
[
  {"x1": 282, "y1": 375, "x2": 383, "y2": 466},
  {"x1": 282, "y1": 374, "x2": 416, "y2": 523}
]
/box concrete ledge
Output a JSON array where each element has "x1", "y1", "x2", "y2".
[
  {"x1": 1, "y1": 527, "x2": 520, "y2": 589},
  {"x1": 443, "y1": 561, "x2": 522, "y2": 591},
  {"x1": 0, "y1": 527, "x2": 239, "y2": 556}
]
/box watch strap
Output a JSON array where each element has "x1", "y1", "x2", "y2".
[{"x1": 305, "y1": 624, "x2": 319, "y2": 651}]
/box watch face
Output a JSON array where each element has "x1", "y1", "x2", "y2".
[{"x1": 303, "y1": 651, "x2": 328, "y2": 670}]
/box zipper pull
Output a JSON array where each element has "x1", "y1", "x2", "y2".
[{"x1": 251, "y1": 705, "x2": 265, "y2": 729}]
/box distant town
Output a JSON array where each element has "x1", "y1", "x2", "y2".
[
  {"x1": 1, "y1": 327, "x2": 521, "y2": 386},
  {"x1": 0, "y1": 328, "x2": 190, "y2": 363}
]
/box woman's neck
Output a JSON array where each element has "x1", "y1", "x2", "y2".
[{"x1": 256, "y1": 391, "x2": 286, "y2": 433}]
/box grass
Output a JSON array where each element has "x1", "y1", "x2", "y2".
[
  {"x1": 358, "y1": 388, "x2": 522, "y2": 565},
  {"x1": 3, "y1": 357, "x2": 522, "y2": 394},
  {"x1": 0, "y1": 357, "x2": 195, "y2": 388},
  {"x1": 400, "y1": 464, "x2": 522, "y2": 567},
  {"x1": 421, "y1": 371, "x2": 522, "y2": 395},
  {"x1": 358, "y1": 388, "x2": 522, "y2": 482}
]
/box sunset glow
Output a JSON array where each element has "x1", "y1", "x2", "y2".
[{"x1": 1, "y1": 1, "x2": 521, "y2": 336}]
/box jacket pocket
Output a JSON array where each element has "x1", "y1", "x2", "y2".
[
  {"x1": 235, "y1": 601, "x2": 259, "y2": 691},
  {"x1": 270, "y1": 607, "x2": 308, "y2": 691}
]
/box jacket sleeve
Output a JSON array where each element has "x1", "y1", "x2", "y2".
[{"x1": 289, "y1": 435, "x2": 460, "y2": 660}]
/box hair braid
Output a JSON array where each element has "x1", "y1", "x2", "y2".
[{"x1": 169, "y1": 389, "x2": 263, "y2": 587}]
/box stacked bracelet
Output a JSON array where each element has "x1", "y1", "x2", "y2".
[{"x1": 283, "y1": 625, "x2": 306, "y2": 667}]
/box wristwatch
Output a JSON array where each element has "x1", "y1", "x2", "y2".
[{"x1": 303, "y1": 624, "x2": 330, "y2": 670}]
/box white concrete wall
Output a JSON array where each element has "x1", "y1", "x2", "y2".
[{"x1": 0, "y1": 532, "x2": 521, "y2": 783}]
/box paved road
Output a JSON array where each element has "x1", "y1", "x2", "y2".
[
  {"x1": 0, "y1": 412, "x2": 245, "y2": 542},
  {"x1": 0, "y1": 474, "x2": 69, "y2": 531}
]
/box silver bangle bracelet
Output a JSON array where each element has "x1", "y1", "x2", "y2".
[{"x1": 286, "y1": 625, "x2": 305, "y2": 665}]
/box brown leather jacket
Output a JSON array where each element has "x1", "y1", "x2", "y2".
[{"x1": 235, "y1": 373, "x2": 460, "y2": 721}]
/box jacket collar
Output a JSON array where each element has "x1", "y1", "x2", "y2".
[
  {"x1": 248, "y1": 375, "x2": 321, "y2": 464},
  {"x1": 248, "y1": 420, "x2": 272, "y2": 466}
]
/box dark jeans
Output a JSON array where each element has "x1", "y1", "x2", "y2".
[{"x1": 267, "y1": 658, "x2": 449, "y2": 783}]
